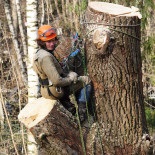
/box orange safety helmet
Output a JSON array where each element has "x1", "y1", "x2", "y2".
[{"x1": 38, "y1": 25, "x2": 57, "y2": 41}]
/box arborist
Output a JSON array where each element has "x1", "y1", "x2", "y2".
[{"x1": 33, "y1": 25, "x2": 91, "y2": 122}]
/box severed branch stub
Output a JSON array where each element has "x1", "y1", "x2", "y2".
[{"x1": 92, "y1": 27, "x2": 111, "y2": 55}]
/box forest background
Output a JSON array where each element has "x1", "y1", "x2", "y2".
[{"x1": 0, "y1": 0, "x2": 155, "y2": 154}]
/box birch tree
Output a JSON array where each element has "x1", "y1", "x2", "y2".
[
  {"x1": 26, "y1": 0, "x2": 39, "y2": 154},
  {"x1": 0, "y1": 100, "x2": 4, "y2": 130},
  {"x1": 4, "y1": 0, "x2": 27, "y2": 86},
  {"x1": 16, "y1": 0, "x2": 28, "y2": 59}
]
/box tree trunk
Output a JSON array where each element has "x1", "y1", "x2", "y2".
[
  {"x1": 73, "y1": 0, "x2": 79, "y2": 32},
  {"x1": 4, "y1": 0, "x2": 27, "y2": 86},
  {"x1": 26, "y1": 0, "x2": 39, "y2": 154},
  {"x1": 18, "y1": 97, "x2": 86, "y2": 155},
  {"x1": 19, "y1": 2, "x2": 151, "y2": 155},
  {"x1": 54, "y1": 0, "x2": 61, "y2": 17},
  {"x1": 16, "y1": 0, "x2": 28, "y2": 58},
  {"x1": 83, "y1": 2, "x2": 149, "y2": 155},
  {"x1": 0, "y1": 100, "x2": 4, "y2": 131}
]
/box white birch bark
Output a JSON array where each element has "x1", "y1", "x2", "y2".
[
  {"x1": 4, "y1": 0, "x2": 27, "y2": 85},
  {"x1": 26, "y1": 0, "x2": 39, "y2": 154},
  {"x1": 0, "y1": 100, "x2": 4, "y2": 131},
  {"x1": 16, "y1": 0, "x2": 28, "y2": 59},
  {"x1": 11, "y1": 0, "x2": 18, "y2": 35},
  {"x1": 41, "y1": 0, "x2": 45, "y2": 25},
  {"x1": 73, "y1": 0, "x2": 79, "y2": 31},
  {"x1": 49, "y1": 2, "x2": 54, "y2": 21}
]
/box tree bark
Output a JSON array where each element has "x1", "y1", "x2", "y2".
[
  {"x1": 18, "y1": 97, "x2": 86, "y2": 155},
  {"x1": 26, "y1": 0, "x2": 39, "y2": 154},
  {"x1": 4, "y1": 0, "x2": 27, "y2": 86},
  {"x1": 83, "y1": 2, "x2": 149, "y2": 155}
]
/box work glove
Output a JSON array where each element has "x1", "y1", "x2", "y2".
[
  {"x1": 78, "y1": 76, "x2": 91, "y2": 85},
  {"x1": 68, "y1": 71, "x2": 78, "y2": 83}
]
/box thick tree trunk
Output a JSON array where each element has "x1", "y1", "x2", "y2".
[
  {"x1": 83, "y1": 2, "x2": 149, "y2": 155},
  {"x1": 18, "y1": 97, "x2": 86, "y2": 155}
]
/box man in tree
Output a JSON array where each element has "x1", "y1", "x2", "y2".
[{"x1": 33, "y1": 25, "x2": 92, "y2": 122}]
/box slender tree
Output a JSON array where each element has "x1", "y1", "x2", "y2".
[
  {"x1": 26, "y1": 0, "x2": 39, "y2": 154},
  {"x1": 73, "y1": 0, "x2": 79, "y2": 32},
  {"x1": 16, "y1": 0, "x2": 28, "y2": 59},
  {"x1": 54, "y1": 0, "x2": 61, "y2": 17},
  {"x1": 61, "y1": 0, "x2": 67, "y2": 23},
  {"x1": 4, "y1": 0, "x2": 27, "y2": 86},
  {"x1": 0, "y1": 101, "x2": 4, "y2": 131}
]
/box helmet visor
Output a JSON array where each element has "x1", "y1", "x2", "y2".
[{"x1": 41, "y1": 28, "x2": 56, "y2": 37}]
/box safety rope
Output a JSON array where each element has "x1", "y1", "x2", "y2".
[
  {"x1": 80, "y1": 43, "x2": 105, "y2": 155},
  {"x1": 80, "y1": 16, "x2": 141, "y2": 41},
  {"x1": 80, "y1": 47, "x2": 91, "y2": 125},
  {"x1": 72, "y1": 91, "x2": 86, "y2": 155},
  {"x1": 71, "y1": 34, "x2": 94, "y2": 125},
  {"x1": 74, "y1": 34, "x2": 105, "y2": 154},
  {"x1": 64, "y1": 34, "x2": 87, "y2": 155},
  {"x1": 81, "y1": 21, "x2": 141, "y2": 27},
  {"x1": 81, "y1": 48, "x2": 105, "y2": 153},
  {"x1": 79, "y1": 13, "x2": 106, "y2": 153},
  {"x1": 70, "y1": 33, "x2": 105, "y2": 154},
  {"x1": 145, "y1": 100, "x2": 155, "y2": 109},
  {"x1": 82, "y1": 25, "x2": 141, "y2": 41}
]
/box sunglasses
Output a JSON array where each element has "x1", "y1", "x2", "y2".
[{"x1": 40, "y1": 28, "x2": 56, "y2": 37}]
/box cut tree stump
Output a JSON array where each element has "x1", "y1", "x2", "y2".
[
  {"x1": 19, "y1": 2, "x2": 150, "y2": 155},
  {"x1": 18, "y1": 97, "x2": 85, "y2": 154},
  {"x1": 83, "y1": 1, "x2": 149, "y2": 155}
]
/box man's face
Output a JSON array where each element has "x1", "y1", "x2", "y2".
[{"x1": 45, "y1": 38, "x2": 57, "y2": 51}]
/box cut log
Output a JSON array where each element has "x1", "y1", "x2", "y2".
[
  {"x1": 18, "y1": 97, "x2": 84, "y2": 154},
  {"x1": 18, "y1": 97, "x2": 56, "y2": 129}
]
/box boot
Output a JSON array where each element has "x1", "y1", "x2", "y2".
[{"x1": 78, "y1": 102, "x2": 87, "y2": 123}]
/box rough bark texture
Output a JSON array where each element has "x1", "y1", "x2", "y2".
[
  {"x1": 83, "y1": 2, "x2": 148, "y2": 155},
  {"x1": 18, "y1": 97, "x2": 90, "y2": 154}
]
